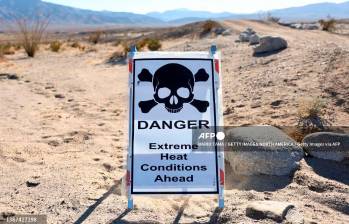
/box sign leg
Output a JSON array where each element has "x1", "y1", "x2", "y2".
[
  {"x1": 218, "y1": 194, "x2": 224, "y2": 208},
  {"x1": 128, "y1": 197, "x2": 134, "y2": 209}
]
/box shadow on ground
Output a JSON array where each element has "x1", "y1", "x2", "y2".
[
  {"x1": 109, "y1": 198, "x2": 225, "y2": 224},
  {"x1": 305, "y1": 157, "x2": 349, "y2": 185},
  {"x1": 74, "y1": 180, "x2": 121, "y2": 224},
  {"x1": 224, "y1": 163, "x2": 292, "y2": 191}
]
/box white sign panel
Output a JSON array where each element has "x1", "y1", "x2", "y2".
[{"x1": 129, "y1": 52, "x2": 220, "y2": 194}]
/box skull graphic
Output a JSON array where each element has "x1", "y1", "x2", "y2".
[{"x1": 138, "y1": 63, "x2": 210, "y2": 113}]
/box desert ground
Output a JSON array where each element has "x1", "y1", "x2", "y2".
[{"x1": 0, "y1": 20, "x2": 348, "y2": 223}]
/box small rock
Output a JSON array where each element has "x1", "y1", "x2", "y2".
[
  {"x1": 303, "y1": 132, "x2": 349, "y2": 161},
  {"x1": 1, "y1": 212, "x2": 15, "y2": 219},
  {"x1": 54, "y1": 94, "x2": 65, "y2": 99},
  {"x1": 238, "y1": 27, "x2": 256, "y2": 42},
  {"x1": 213, "y1": 27, "x2": 226, "y2": 35},
  {"x1": 7, "y1": 74, "x2": 19, "y2": 80},
  {"x1": 48, "y1": 140, "x2": 60, "y2": 147},
  {"x1": 0, "y1": 73, "x2": 19, "y2": 80},
  {"x1": 103, "y1": 163, "x2": 116, "y2": 172},
  {"x1": 246, "y1": 201, "x2": 295, "y2": 222},
  {"x1": 26, "y1": 180, "x2": 40, "y2": 187},
  {"x1": 251, "y1": 102, "x2": 261, "y2": 108},
  {"x1": 253, "y1": 36, "x2": 288, "y2": 55},
  {"x1": 239, "y1": 32, "x2": 251, "y2": 42},
  {"x1": 285, "y1": 207, "x2": 304, "y2": 224},
  {"x1": 271, "y1": 100, "x2": 283, "y2": 107},
  {"x1": 222, "y1": 29, "x2": 232, "y2": 36}
]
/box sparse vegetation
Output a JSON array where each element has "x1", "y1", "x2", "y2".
[
  {"x1": 0, "y1": 43, "x2": 15, "y2": 56},
  {"x1": 202, "y1": 20, "x2": 219, "y2": 34},
  {"x1": 146, "y1": 39, "x2": 161, "y2": 51},
  {"x1": 136, "y1": 38, "x2": 148, "y2": 50},
  {"x1": 113, "y1": 40, "x2": 121, "y2": 47},
  {"x1": 266, "y1": 12, "x2": 280, "y2": 23},
  {"x1": 88, "y1": 31, "x2": 102, "y2": 44},
  {"x1": 297, "y1": 97, "x2": 328, "y2": 131},
  {"x1": 50, "y1": 41, "x2": 62, "y2": 52},
  {"x1": 319, "y1": 18, "x2": 337, "y2": 32},
  {"x1": 122, "y1": 42, "x2": 131, "y2": 56},
  {"x1": 70, "y1": 41, "x2": 85, "y2": 51},
  {"x1": 14, "y1": 17, "x2": 49, "y2": 57},
  {"x1": 107, "y1": 51, "x2": 126, "y2": 65}
]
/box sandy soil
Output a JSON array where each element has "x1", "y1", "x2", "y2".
[{"x1": 0, "y1": 20, "x2": 348, "y2": 223}]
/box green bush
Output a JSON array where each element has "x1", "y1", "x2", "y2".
[{"x1": 147, "y1": 39, "x2": 161, "y2": 51}]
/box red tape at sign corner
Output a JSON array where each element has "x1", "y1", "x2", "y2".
[
  {"x1": 126, "y1": 170, "x2": 131, "y2": 186},
  {"x1": 220, "y1": 169, "x2": 224, "y2": 185},
  {"x1": 214, "y1": 59, "x2": 220, "y2": 74},
  {"x1": 128, "y1": 60, "x2": 133, "y2": 73}
]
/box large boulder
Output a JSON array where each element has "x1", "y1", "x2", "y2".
[
  {"x1": 225, "y1": 126, "x2": 303, "y2": 176},
  {"x1": 253, "y1": 36, "x2": 288, "y2": 55},
  {"x1": 238, "y1": 27, "x2": 256, "y2": 42},
  {"x1": 303, "y1": 132, "x2": 349, "y2": 161},
  {"x1": 249, "y1": 34, "x2": 260, "y2": 45}
]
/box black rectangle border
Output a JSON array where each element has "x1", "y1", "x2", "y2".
[{"x1": 131, "y1": 58, "x2": 219, "y2": 195}]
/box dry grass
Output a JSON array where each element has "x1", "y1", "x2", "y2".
[
  {"x1": 266, "y1": 12, "x2": 280, "y2": 23},
  {"x1": 319, "y1": 19, "x2": 337, "y2": 32},
  {"x1": 122, "y1": 43, "x2": 130, "y2": 56},
  {"x1": 88, "y1": 31, "x2": 102, "y2": 44},
  {"x1": 14, "y1": 17, "x2": 49, "y2": 57},
  {"x1": 202, "y1": 20, "x2": 220, "y2": 34},
  {"x1": 0, "y1": 43, "x2": 16, "y2": 56},
  {"x1": 50, "y1": 41, "x2": 62, "y2": 52},
  {"x1": 297, "y1": 97, "x2": 328, "y2": 131},
  {"x1": 107, "y1": 51, "x2": 126, "y2": 65},
  {"x1": 70, "y1": 41, "x2": 85, "y2": 51}
]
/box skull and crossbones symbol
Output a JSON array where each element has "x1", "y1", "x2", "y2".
[{"x1": 138, "y1": 63, "x2": 210, "y2": 113}]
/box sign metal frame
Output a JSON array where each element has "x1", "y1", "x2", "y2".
[{"x1": 126, "y1": 45, "x2": 225, "y2": 209}]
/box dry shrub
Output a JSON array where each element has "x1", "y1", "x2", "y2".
[
  {"x1": 136, "y1": 39, "x2": 148, "y2": 50},
  {"x1": 50, "y1": 41, "x2": 62, "y2": 52},
  {"x1": 15, "y1": 17, "x2": 49, "y2": 57},
  {"x1": 147, "y1": 39, "x2": 161, "y2": 51},
  {"x1": 297, "y1": 97, "x2": 328, "y2": 131},
  {"x1": 319, "y1": 19, "x2": 337, "y2": 32},
  {"x1": 122, "y1": 43, "x2": 131, "y2": 56},
  {"x1": 70, "y1": 41, "x2": 85, "y2": 51},
  {"x1": 113, "y1": 40, "x2": 121, "y2": 47},
  {"x1": 107, "y1": 51, "x2": 126, "y2": 65},
  {"x1": 88, "y1": 31, "x2": 102, "y2": 44},
  {"x1": 0, "y1": 43, "x2": 15, "y2": 55},
  {"x1": 202, "y1": 20, "x2": 219, "y2": 34},
  {"x1": 266, "y1": 12, "x2": 280, "y2": 23},
  {"x1": 285, "y1": 97, "x2": 328, "y2": 142}
]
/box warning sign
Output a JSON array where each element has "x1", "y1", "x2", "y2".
[{"x1": 128, "y1": 51, "x2": 223, "y2": 194}]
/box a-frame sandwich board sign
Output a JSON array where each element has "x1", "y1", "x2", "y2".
[{"x1": 126, "y1": 45, "x2": 224, "y2": 209}]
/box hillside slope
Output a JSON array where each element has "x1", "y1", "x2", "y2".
[{"x1": 0, "y1": 0, "x2": 163, "y2": 26}]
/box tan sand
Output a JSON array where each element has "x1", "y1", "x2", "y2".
[{"x1": 0, "y1": 21, "x2": 348, "y2": 223}]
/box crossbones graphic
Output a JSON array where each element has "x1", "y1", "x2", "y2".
[{"x1": 138, "y1": 63, "x2": 210, "y2": 113}]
